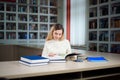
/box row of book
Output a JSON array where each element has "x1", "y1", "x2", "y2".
[
  {"x1": 19, "y1": 54, "x2": 108, "y2": 67},
  {"x1": 111, "y1": 44, "x2": 120, "y2": 53},
  {"x1": 89, "y1": 0, "x2": 109, "y2": 6},
  {"x1": 111, "y1": 31, "x2": 120, "y2": 41},
  {"x1": 89, "y1": 20, "x2": 97, "y2": 29},
  {"x1": 19, "y1": 55, "x2": 66, "y2": 66},
  {"x1": 2, "y1": 14, "x2": 57, "y2": 22},
  {"x1": 0, "y1": 23, "x2": 50, "y2": 31},
  {"x1": 0, "y1": 32, "x2": 4, "y2": 39},
  {"x1": 0, "y1": 32, "x2": 48, "y2": 39},
  {"x1": 112, "y1": 3, "x2": 120, "y2": 14},
  {"x1": 111, "y1": 19, "x2": 120, "y2": 28},
  {"x1": 89, "y1": 43, "x2": 97, "y2": 51},
  {"x1": 89, "y1": 18, "x2": 120, "y2": 29}
]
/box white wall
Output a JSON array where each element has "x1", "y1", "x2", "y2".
[
  {"x1": 70, "y1": 0, "x2": 86, "y2": 46},
  {"x1": 63, "y1": 0, "x2": 67, "y2": 38},
  {"x1": 63, "y1": 0, "x2": 86, "y2": 46}
]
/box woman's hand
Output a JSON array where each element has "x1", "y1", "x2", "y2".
[{"x1": 48, "y1": 53, "x2": 56, "y2": 57}]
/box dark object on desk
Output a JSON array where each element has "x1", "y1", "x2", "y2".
[
  {"x1": 65, "y1": 53, "x2": 83, "y2": 62},
  {"x1": 74, "y1": 59, "x2": 83, "y2": 62},
  {"x1": 0, "y1": 78, "x2": 8, "y2": 80}
]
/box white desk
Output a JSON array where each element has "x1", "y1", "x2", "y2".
[{"x1": 0, "y1": 50, "x2": 120, "y2": 79}]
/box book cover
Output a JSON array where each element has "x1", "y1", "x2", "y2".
[
  {"x1": 87, "y1": 56, "x2": 108, "y2": 62},
  {"x1": 21, "y1": 55, "x2": 49, "y2": 63},
  {"x1": 19, "y1": 60, "x2": 48, "y2": 66}
]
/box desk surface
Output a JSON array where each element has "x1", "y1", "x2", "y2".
[{"x1": 0, "y1": 50, "x2": 120, "y2": 79}]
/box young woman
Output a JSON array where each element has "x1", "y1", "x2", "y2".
[{"x1": 42, "y1": 23, "x2": 71, "y2": 58}]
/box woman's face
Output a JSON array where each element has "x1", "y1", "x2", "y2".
[{"x1": 53, "y1": 29, "x2": 63, "y2": 40}]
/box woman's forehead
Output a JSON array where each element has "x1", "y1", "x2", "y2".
[{"x1": 54, "y1": 29, "x2": 63, "y2": 33}]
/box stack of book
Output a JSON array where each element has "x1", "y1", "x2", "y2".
[{"x1": 19, "y1": 55, "x2": 49, "y2": 66}]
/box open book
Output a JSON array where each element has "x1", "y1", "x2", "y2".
[
  {"x1": 45, "y1": 53, "x2": 80, "y2": 62},
  {"x1": 48, "y1": 55, "x2": 66, "y2": 62}
]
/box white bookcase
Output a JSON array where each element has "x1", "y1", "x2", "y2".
[
  {"x1": 0, "y1": 0, "x2": 60, "y2": 45},
  {"x1": 87, "y1": 0, "x2": 120, "y2": 53}
]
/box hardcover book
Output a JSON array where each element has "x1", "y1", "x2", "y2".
[
  {"x1": 19, "y1": 60, "x2": 48, "y2": 66},
  {"x1": 86, "y1": 56, "x2": 108, "y2": 62},
  {"x1": 20, "y1": 55, "x2": 49, "y2": 63}
]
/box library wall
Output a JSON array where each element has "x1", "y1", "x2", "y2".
[
  {"x1": 87, "y1": 0, "x2": 120, "y2": 53},
  {"x1": 0, "y1": 0, "x2": 60, "y2": 45}
]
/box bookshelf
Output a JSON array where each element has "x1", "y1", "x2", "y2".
[
  {"x1": 0, "y1": 0, "x2": 60, "y2": 45},
  {"x1": 87, "y1": 0, "x2": 120, "y2": 53}
]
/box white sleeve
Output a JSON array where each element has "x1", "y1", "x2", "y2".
[
  {"x1": 42, "y1": 42, "x2": 48, "y2": 57},
  {"x1": 66, "y1": 40, "x2": 72, "y2": 54}
]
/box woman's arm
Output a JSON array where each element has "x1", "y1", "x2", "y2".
[
  {"x1": 42, "y1": 42, "x2": 57, "y2": 57},
  {"x1": 42, "y1": 42, "x2": 48, "y2": 57},
  {"x1": 66, "y1": 40, "x2": 72, "y2": 54}
]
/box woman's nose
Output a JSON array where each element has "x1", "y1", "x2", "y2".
[{"x1": 56, "y1": 34, "x2": 59, "y2": 37}]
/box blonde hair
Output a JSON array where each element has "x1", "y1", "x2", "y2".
[{"x1": 46, "y1": 24, "x2": 64, "y2": 41}]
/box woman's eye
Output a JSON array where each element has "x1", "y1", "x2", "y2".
[
  {"x1": 55, "y1": 33, "x2": 58, "y2": 35},
  {"x1": 59, "y1": 34, "x2": 62, "y2": 36}
]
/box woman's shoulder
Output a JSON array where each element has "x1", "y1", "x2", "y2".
[
  {"x1": 63, "y1": 39, "x2": 68, "y2": 41},
  {"x1": 45, "y1": 40, "x2": 53, "y2": 43},
  {"x1": 45, "y1": 39, "x2": 69, "y2": 43},
  {"x1": 62, "y1": 39, "x2": 70, "y2": 43},
  {"x1": 45, "y1": 39, "x2": 56, "y2": 44}
]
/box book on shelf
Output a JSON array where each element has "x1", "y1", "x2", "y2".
[
  {"x1": 20, "y1": 55, "x2": 49, "y2": 63},
  {"x1": 111, "y1": 44, "x2": 120, "y2": 53},
  {"x1": 19, "y1": 60, "x2": 48, "y2": 67},
  {"x1": 86, "y1": 56, "x2": 108, "y2": 62}
]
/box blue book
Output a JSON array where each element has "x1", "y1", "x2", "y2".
[
  {"x1": 19, "y1": 60, "x2": 48, "y2": 66},
  {"x1": 20, "y1": 55, "x2": 49, "y2": 63},
  {"x1": 87, "y1": 56, "x2": 108, "y2": 62}
]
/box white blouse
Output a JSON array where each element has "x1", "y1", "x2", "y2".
[{"x1": 42, "y1": 39, "x2": 71, "y2": 57}]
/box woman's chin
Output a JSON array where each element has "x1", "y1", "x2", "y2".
[{"x1": 54, "y1": 39, "x2": 59, "y2": 41}]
